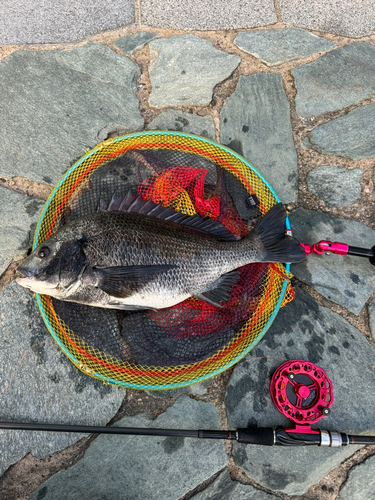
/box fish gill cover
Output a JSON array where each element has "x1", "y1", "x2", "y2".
[{"x1": 33, "y1": 131, "x2": 293, "y2": 389}]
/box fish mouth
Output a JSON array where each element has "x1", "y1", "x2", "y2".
[
  {"x1": 15, "y1": 267, "x2": 34, "y2": 290},
  {"x1": 16, "y1": 266, "x2": 33, "y2": 279},
  {"x1": 15, "y1": 276, "x2": 31, "y2": 289},
  {"x1": 15, "y1": 274, "x2": 59, "y2": 293}
]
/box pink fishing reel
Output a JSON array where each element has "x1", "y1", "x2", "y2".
[{"x1": 270, "y1": 360, "x2": 333, "y2": 429}]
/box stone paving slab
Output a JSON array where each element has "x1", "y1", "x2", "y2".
[
  {"x1": 147, "y1": 109, "x2": 216, "y2": 140},
  {"x1": 0, "y1": 0, "x2": 135, "y2": 45},
  {"x1": 368, "y1": 299, "x2": 375, "y2": 340},
  {"x1": 0, "y1": 186, "x2": 44, "y2": 276},
  {"x1": 140, "y1": 0, "x2": 277, "y2": 30},
  {"x1": 338, "y1": 454, "x2": 375, "y2": 500},
  {"x1": 1, "y1": 20, "x2": 375, "y2": 498},
  {"x1": 147, "y1": 379, "x2": 211, "y2": 399},
  {"x1": 148, "y1": 35, "x2": 240, "y2": 107},
  {"x1": 292, "y1": 42, "x2": 375, "y2": 119},
  {"x1": 114, "y1": 32, "x2": 161, "y2": 56},
  {"x1": 303, "y1": 104, "x2": 375, "y2": 160},
  {"x1": 0, "y1": 42, "x2": 143, "y2": 185},
  {"x1": 226, "y1": 286, "x2": 371, "y2": 495},
  {"x1": 0, "y1": 281, "x2": 125, "y2": 477},
  {"x1": 289, "y1": 209, "x2": 375, "y2": 314},
  {"x1": 306, "y1": 166, "x2": 363, "y2": 207},
  {"x1": 193, "y1": 468, "x2": 275, "y2": 500},
  {"x1": 279, "y1": 0, "x2": 375, "y2": 37},
  {"x1": 30, "y1": 396, "x2": 228, "y2": 500},
  {"x1": 234, "y1": 28, "x2": 335, "y2": 66},
  {"x1": 220, "y1": 73, "x2": 298, "y2": 203}
]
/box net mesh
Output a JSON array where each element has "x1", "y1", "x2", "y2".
[{"x1": 33, "y1": 132, "x2": 293, "y2": 389}]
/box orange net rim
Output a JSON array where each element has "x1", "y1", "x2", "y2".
[{"x1": 32, "y1": 131, "x2": 291, "y2": 390}]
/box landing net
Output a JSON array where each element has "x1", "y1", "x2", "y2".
[{"x1": 33, "y1": 131, "x2": 293, "y2": 389}]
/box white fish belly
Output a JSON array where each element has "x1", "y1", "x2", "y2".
[{"x1": 109, "y1": 290, "x2": 192, "y2": 310}]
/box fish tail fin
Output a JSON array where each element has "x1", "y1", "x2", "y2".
[{"x1": 253, "y1": 203, "x2": 306, "y2": 263}]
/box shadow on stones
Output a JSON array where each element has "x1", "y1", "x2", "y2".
[
  {"x1": 261, "y1": 464, "x2": 298, "y2": 491},
  {"x1": 161, "y1": 436, "x2": 185, "y2": 454}
]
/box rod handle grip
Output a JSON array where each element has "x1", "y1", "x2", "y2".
[{"x1": 236, "y1": 427, "x2": 274, "y2": 445}]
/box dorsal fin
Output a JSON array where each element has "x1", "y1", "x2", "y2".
[{"x1": 98, "y1": 192, "x2": 238, "y2": 241}]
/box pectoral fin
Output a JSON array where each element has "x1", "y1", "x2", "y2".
[{"x1": 93, "y1": 265, "x2": 176, "y2": 298}]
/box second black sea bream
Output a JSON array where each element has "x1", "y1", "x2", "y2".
[{"x1": 16, "y1": 195, "x2": 305, "y2": 310}]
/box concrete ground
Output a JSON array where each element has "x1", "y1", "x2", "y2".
[{"x1": 1, "y1": 1, "x2": 375, "y2": 499}]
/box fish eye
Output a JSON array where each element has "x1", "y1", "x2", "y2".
[{"x1": 37, "y1": 246, "x2": 50, "y2": 258}]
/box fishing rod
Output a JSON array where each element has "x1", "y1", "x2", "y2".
[{"x1": 1, "y1": 360, "x2": 374, "y2": 447}]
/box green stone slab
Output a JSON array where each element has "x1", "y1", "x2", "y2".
[
  {"x1": 30, "y1": 396, "x2": 228, "y2": 500},
  {"x1": 193, "y1": 468, "x2": 276, "y2": 499},
  {"x1": 147, "y1": 109, "x2": 215, "y2": 140},
  {"x1": 0, "y1": 42, "x2": 143, "y2": 184},
  {"x1": 235, "y1": 28, "x2": 335, "y2": 66},
  {"x1": 220, "y1": 73, "x2": 298, "y2": 203},
  {"x1": 293, "y1": 43, "x2": 375, "y2": 118},
  {"x1": 307, "y1": 166, "x2": 363, "y2": 207},
  {"x1": 148, "y1": 34, "x2": 240, "y2": 107},
  {"x1": 114, "y1": 32, "x2": 161, "y2": 56},
  {"x1": 303, "y1": 104, "x2": 375, "y2": 160},
  {"x1": 338, "y1": 454, "x2": 375, "y2": 500}
]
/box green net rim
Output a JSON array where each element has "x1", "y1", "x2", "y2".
[{"x1": 32, "y1": 131, "x2": 290, "y2": 390}]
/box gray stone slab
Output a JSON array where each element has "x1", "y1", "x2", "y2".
[
  {"x1": 148, "y1": 35, "x2": 240, "y2": 107},
  {"x1": 0, "y1": 281, "x2": 125, "y2": 478},
  {"x1": 147, "y1": 109, "x2": 216, "y2": 140},
  {"x1": 303, "y1": 104, "x2": 375, "y2": 160},
  {"x1": 292, "y1": 43, "x2": 375, "y2": 119},
  {"x1": 147, "y1": 379, "x2": 211, "y2": 398},
  {"x1": 30, "y1": 396, "x2": 228, "y2": 500},
  {"x1": 0, "y1": 187, "x2": 44, "y2": 276},
  {"x1": 338, "y1": 454, "x2": 375, "y2": 500},
  {"x1": 140, "y1": 0, "x2": 277, "y2": 29},
  {"x1": 367, "y1": 299, "x2": 375, "y2": 341},
  {"x1": 306, "y1": 166, "x2": 363, "y2": 207},
  {"x1": 234, "y1": 29, "x2": 335, "y2": 66},
  {"x1": 289, "y1": 209, "x2": 375, "y2": 314},
  {"x1": 220, "y1": 73, "x2": 298, "y2": 203},
  {"x1": 0, "y1": 0, "x2": 135, "y2": 44},
  {"x1": 226, "y1": 286, "x2": 371, "y2": 495},
  {"x1": 279, "y1": 0, "x2": 375, "y2": 38},
  {"x1": 193, "y1": 468, "x2": 275, "y2": 499},
  {"x1": 114, "y1": 32, "x2": 161, "y2": 56},
  {"x1": 0, "y1": 42, "x2": 143, "y2": 185}
]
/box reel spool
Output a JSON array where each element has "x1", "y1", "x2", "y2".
[{"x1": 270, "y1": 360, "x2": 333, "y2": 425}]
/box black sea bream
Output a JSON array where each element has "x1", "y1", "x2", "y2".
[{"x1": 16, "y1": 196, "x2": 305, "y2": 310}]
